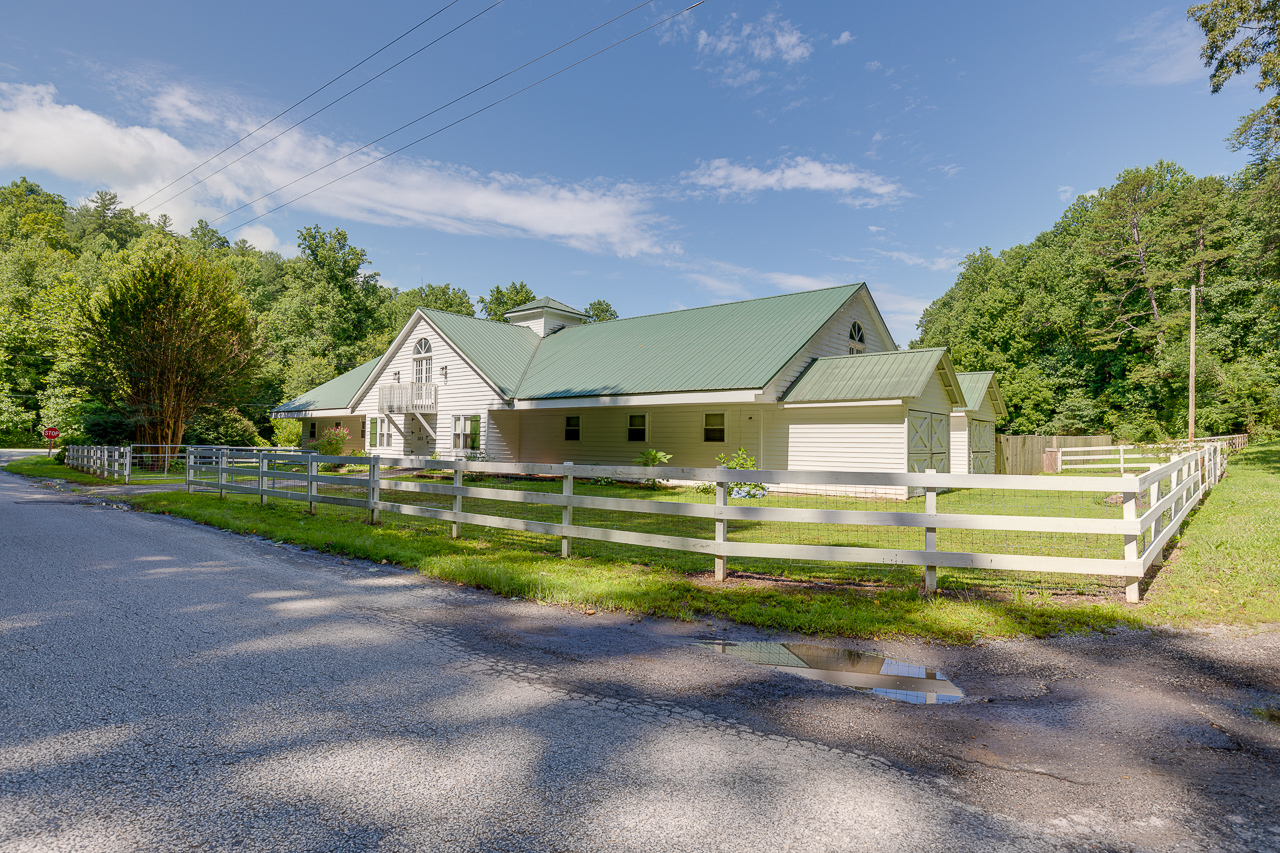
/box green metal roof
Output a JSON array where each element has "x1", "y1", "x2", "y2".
[
  {"x1": 955, "y1": 371, "x2": 1008, "y2": 417},
  {"x1": 781, "y1": 348, "x2": 953, "y2": 403},
  {"x1": 505, "y1": 296, "x2": 589, "y2": 318},
  {"x1": 420, "y1": 309, "x2": 541, "y2": 398},
  {"x1": 272, "y1": 357, "x2": 380, "y2": 414},
  {"x1": 513, "y1": 284, "x2": 864, "y2": 399}
]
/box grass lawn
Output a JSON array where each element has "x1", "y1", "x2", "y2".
[
  {"x1": 1141, "y1": 441, "x2": 1280, "y2": 626},
  {"x1": 8, "y1": 444, "x2": 1275, "y2": 641},
  {"x1": 6, "y1": 453, "x2": 121, "y2": 486}
]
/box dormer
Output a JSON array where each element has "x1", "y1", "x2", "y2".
[{"x1": 503, "y1": 297, "x2": 591, "y2": 337}]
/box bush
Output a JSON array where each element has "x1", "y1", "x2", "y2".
[
  {"x1": 183, "y1": 407, "x2": 262, "y2": 448},
  {"x1": 312, "y1": 426, "x2": 351, "y2": 471},
  {"x1": 632, "y1": 448, "x2": 671, "y2": 488},
  {"x1": 694, "y1": 447, "x2": 767, "y2": 499}
]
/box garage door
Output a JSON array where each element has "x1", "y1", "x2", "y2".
[{"x1": 969, "y1": 420, "x2": 994, "y2": 474}]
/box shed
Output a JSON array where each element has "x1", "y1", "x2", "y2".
[{"x1": 949, "y1": 371, "x2": 1008, "y2": 474}]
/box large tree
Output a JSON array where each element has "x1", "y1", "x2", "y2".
[
  {"x1": 79, "y1": 233, "x2": 260, "y2": 446},
  {"x1": 1191, "y1": 0, "x2": 1280, "y2": 159},
  {"x1": 476, "y1": 281, "x2": 536, "y2": 321}
]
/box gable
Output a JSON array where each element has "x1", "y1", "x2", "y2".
[
  {"x1": 781, "y1": 348, "x2": 963, "y2": 405},
  {"x1": 955, "y1": 371, "x2": 1008, "y2": 419}
]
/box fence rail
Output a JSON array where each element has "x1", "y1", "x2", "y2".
[
  {"x1": 1056, "y1": 434, "x2": 1248, "y2": 473},
  {"x1": 168, "y1": 443, "x2": 1232, "y2": 602},
  {"x1": 64, "y1": 444, "x2": 309, "y2": 483}
]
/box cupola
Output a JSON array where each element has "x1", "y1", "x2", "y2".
[{"x1": 503, "y1": 297, "x2": 591, "y2": 337}]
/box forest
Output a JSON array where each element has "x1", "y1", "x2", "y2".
[
  {"x1": 0, "y1": 180, "x2": 614, "y2": 448},
  {"x1": 914, "y1": 160, "x2": 1280, "y2": 441}
]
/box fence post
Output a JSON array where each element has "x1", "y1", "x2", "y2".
[
  {"x1": 123, "y1": 446, "x2": 131, "y2": 485},
  {"x1": 307, "y1": 456, "x2": 317, "y2": 514},
  {"x1": 1123, "y1": 489, "x2": 1141, "y2": 603},
  {"x1": 561, "y1": 462, "x2": 573, "y2": 558},
  {"x1": 218, "y1": 449, "x2": 227, "y2": 499},
  {"x1": 258, "y1": 452, "x2": 267, "y2": 506},
  {"x1": 1119, "y1": 445, "x2": 1126, "y2": 475},
  {"x1": 924, "y1": 469, "x2": 938, "y2": 594},
  {"x1": 1148, "y1": 476, "x2": 1163, "y2": 570},
  {"x1": 452, "y1": 464, "x2": 463, "y2": 539},
  {"x1": 186, "y1": 449, "x2": 194, "y2": 494},
  {"x1": 369, "y1": 455, "x2": 380, "y2": 524},
  {"x1": 714, "y1": 465, "x2": 728, "y2": 582}
]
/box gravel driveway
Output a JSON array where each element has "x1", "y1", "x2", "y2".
[{"x1": 2, "y1": 452, "x2": 1278, "y2": 852}]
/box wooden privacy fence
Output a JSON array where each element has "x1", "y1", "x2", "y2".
[
  {"x1": 184, "y1": 443, "x2": 1229, "y2": 602},
  {"x1": 997, "y1": 435, "x2": 1112, "y2": 476}
]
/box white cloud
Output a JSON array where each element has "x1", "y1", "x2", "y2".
[
  {"x1": 832, "y1": 31, "x2": 854, "y2": 47},
  {"x1": 1058, "y1": 185, "x2": 1075, "y2": 201},
  {"x1": 931, "y1": 163, "x2": 962, "y2": 179},
  {"x1": 867, "y1": 225, "x2": 886, "y2": 233},
  {"x1": 865, "y1": 61, "x2": 882, "y2": 72},
  {"x1": 0, "y1": 82, "x2": 668, "y2": 257},
  {"x1": 686, "y1": 272, "x2": 751, "y2": 299},
  {"x1": 695, "y1": 12, "x2": 814, "y2": 89},
  {"x1": 1089, "y1": 9, "x2": 1204, "y2": 86},
  {"x1": 873, "y1": 248, "x2": 964, "y2": 272},
  {"x1": 683, "y1": 156, "x2": 906, "y2": 207}
]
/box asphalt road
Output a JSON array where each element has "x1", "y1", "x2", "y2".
[{"x1": 2, "y1": 450, "x2": 1278, "y2": 852}]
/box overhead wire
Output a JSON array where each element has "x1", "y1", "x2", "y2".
[
  {"x1": 142, "y1": 0, "x2": 507, "y2": 215},
  {"x1": 131, "y1": 0, "x2": 468, "y2": 209},
  {"x1": 207, "y1": 0, "x2": 655, "y2": 226},
  {"x1": 222, "y1": 1, "x2": 705, "y2": 235}
]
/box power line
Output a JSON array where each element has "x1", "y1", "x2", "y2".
[
  {"x1": 132, "y1": 0, "x2": 467, "y2": 209},
  {"x1": 142, "y1": 0, "x2": 506, "y2": 215},
  {"x1": 209, "y1": 0, "x2": 654, "y2": 227},
  {"x1": 224, "y1": 1, "x2": 705, "y2": 235}
]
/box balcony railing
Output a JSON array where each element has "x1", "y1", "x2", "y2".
[{"x1": 378, "y1": 382, "x2": 438, "y2": 413}]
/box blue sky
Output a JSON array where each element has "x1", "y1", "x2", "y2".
[{"x1": 0, "y1": 1, "x2": 1262, "y2": 343}]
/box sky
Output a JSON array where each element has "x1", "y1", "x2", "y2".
[{"x1": 0, "y1": 1, "x2": 1263, "y2": 344}]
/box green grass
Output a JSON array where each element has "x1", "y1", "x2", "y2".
[
  {"x1": 5, "y1": 453, "x2": 119, "y2": 485},
  {"x1": 1141, "y1": 440, "x2": 1280, "y2": 626},
  {"x1": 13, "y1": 446, "x2": 1276, "y2": 640}
]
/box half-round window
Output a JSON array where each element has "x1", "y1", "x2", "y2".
[
  {"x1": 414, "y1": 339, "x2": 431, "y2": 355},
  {"x1": 849, "y1": 322, "x2": 866, "y2": 354}
]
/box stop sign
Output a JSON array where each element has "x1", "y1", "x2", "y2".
[{"x1": 43, "y1": 427, "x2": 60, "y2": 440}]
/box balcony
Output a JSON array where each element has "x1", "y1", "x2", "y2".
[{"x1": 378, "y1": 382, "x2": 438, "y2": 413}]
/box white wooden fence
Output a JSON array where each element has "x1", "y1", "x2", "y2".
[
  {"x1": 1057, "y1": 434, "x2": 1247, "y2": 473},
  {"x1": 177, "y1": 443, "x2": 1229, "y2": 602},
  {"x1": 64, "y1": 445, "x2": 307, "y2": 484},
  {"x1": 64, "y1": 445, "x2": 130, "y2": 481}
]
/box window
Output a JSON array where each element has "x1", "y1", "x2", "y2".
[
  {"x1": 413, "y1": 340, "x2": 432, "y2": 385},
  {"x1": 308, "y1": 421, "x2": 316, "y2": 440},
  {"x1": 564, "y1": 415, "x2": 581, "y2": 441},
  {"x1": 361, "y1": 419, "x2": 366, "y2": 439},
  {"x1": 627, "y1": 413, "x2": 647, "y2": 442},
  {"x1": 368, "y1": 418, "x2": 377, "y2": 447},
  {"x1": 703, "y1": 412, "x2": 726, "y2": 443},
  {"x1": 453, "y1": 415, "x2": 482, "y2": 451},
  {"x1": 849, "y1": 321, "x2": 866, "y2": 355}
]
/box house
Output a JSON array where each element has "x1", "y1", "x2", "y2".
[
  {"x1": 272, "y1": 284, "x2": 967, "y2": 491},
  {"x1": 949, "y1": 371, "x2": 1008, "y2": 474}
]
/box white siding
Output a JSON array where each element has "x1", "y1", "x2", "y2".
[
  {"x1": 350, "y1": 314, "x2": 509, "y2": 460},
  {"x1": 761, "y1": 289, "x2": 892, "y2": 402},
  {"x1": 765, "y1": 404, "x2": 908, "y2": 498},
  {"x1": 950, "y1": 413, "x2": 971, "y2": 473}
]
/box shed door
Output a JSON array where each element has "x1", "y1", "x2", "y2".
[
  {"x1": 931, "y1": 412, "x2": 950, "y2": 473},
  {"x1": 969, "y1": 420, "x2": 995, "y2": 475},
  {"x1": 907, "y1": 410, "x2": 931, "y2": 472}
]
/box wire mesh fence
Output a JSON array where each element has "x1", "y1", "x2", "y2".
[{"x1": 178, "y1": 444, "x2": 1226, "y2": 601}]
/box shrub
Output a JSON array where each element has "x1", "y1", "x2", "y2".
[
  {"x1": 633, "y1": 448, "x2": 672, "y2": 488},
  {"x1": 694, "y1": 447, "x2": 767, "y2": 499},
  {"x1": 312, "y1": 426, "x2": 350, "y2": 471},
  {"x1": 183, "y1": 406, "x2": 262, "y2": 448}
]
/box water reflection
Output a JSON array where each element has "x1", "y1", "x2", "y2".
[{"x1": 698, "y1": 641, "x2": 963, "y2": 704}]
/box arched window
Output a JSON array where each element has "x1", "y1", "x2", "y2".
[
  {"x1": 849, "y1": 321, "x2": 866, "y2": 354},
  {"x1": 413, "y1": 339, "x2": 433, "y2": 384}
]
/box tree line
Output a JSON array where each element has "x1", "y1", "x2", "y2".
[
  {"x1": 0, "y1": 181, "x2": 616, "y2": 448},
  {"x1": 913, "y1": 160, "x2": 1280, "y2": 440}
]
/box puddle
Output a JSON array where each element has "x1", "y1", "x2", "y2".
[{"x1": 698, "y1": 641, "x2": 963, "y2": 704}]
